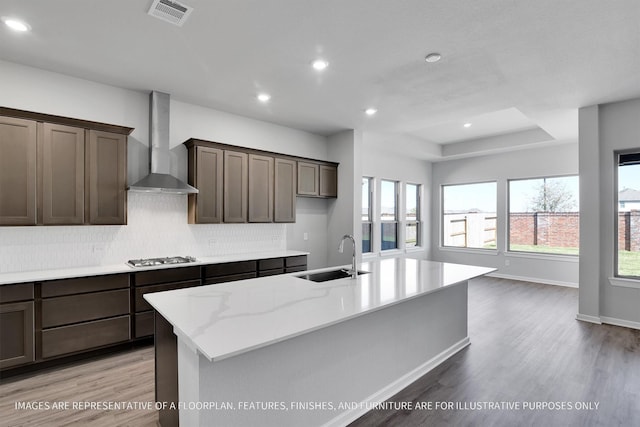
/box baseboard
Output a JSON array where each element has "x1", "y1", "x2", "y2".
[
  {"x1": 600, "y1": 316, "x2": 640, "y2": 330},
  {"x1": 576, "y1": 313, "x2": 602, "y2": 324},
  {"x1": 488, "y1": 272, "x2": 578, "y2": 288},
  {"x1": 324, "y1": 336, "x2": 471, "y2": 427}
]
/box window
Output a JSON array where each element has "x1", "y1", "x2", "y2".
[
  {"x1": 380, "y1": 180, "x2": 398, "y2": 250},
  {"x1": 362, "y1": 177, "x2": 373, "y2": 253},
  {"x1": 405, "y1": 183, "x2": 420, "y2": 247},
  {"x1": 508, "y1": 176, "x2": 579, "y2": 255},
  {"x1": 442, "y1": 182, "x2": 497, "y2": 249},
  {"x1": 616, "y1": 152, "x2": 640, "y2": 278}
]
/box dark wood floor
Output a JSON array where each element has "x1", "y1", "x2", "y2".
[
  {"x1": 1, "y1": 277, "x2": 638, "y2": 426},
  {"x1": 351, "y1": 277, "x2": 640, "y2": 427}
]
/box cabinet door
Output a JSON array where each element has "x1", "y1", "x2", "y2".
[
  {"x1": 297, "y1": 162, "x2": 319, "y2": 196},
  {"x1": 0, "y1": 117, "x2": 37, "y2": 225},
  {"x1": 248, "y1": 154, "x2": 274, "y2": 222},
  {"x1": 87, "y1": 130, "x2": 127, "y2": 224},
  {"x1": 319, "y1": 164, "x2": 338, "y2": 197},
  {"x1": 40, "y1": 123, "x2": 85, "y2": 225},
  {"x1": 0, "y1": 301, "x2": 35, "y2": 369},
  {"x1": 224, "y1": 150, "x2": 248, "y2": 223},
  {"x1": 274, "y1": 158, "x2": 296, "y2": 222},
  {"x1": 189, "y1": 146, "x2": 223, "y2": 224}
]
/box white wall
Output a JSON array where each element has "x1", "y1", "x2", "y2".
[
  {"x1": 579, "y1": 98, "x2": 640, "y2": 328},
  {"x1": 0, "y1": 60, "x2": 333, "y2": 271},
  {"x1": 361, "y1": 143, "x2": 432, "y2": 260},
  {"x1": 430, "y1": 142, "x2": 580, "y2": 287}
]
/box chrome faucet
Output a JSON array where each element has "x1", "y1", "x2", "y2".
[{"x1": 338, "y1": 234, "x2": 357, "y2": 279}]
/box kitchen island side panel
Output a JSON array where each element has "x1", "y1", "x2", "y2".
[{"x1": 178, "y1": 281, "x2": 468, "y2": 427}]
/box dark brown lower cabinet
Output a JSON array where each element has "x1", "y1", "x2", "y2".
[
  {"x1": 133, "y1": 266, "x2": 201, "y2": 339},
  {"x1": 0, "y1": 301, "x2": 35, "y2": 369},
  {"x1": 40, "y1": 274, "x2": 130, "y2": 360},
  {"x1": 0, "y1": 255, "x2": 307, "y2": 375}
]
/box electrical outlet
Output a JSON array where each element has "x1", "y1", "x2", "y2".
[
  {"x1": 303, "y1": 232, "x2": 308, "y2": 241},
  {"x1": 505, "y1": 259, "x2": 510, "y2": 266},
  {"x1": 92, "y1": 244, "x2": 105, "y2": 253}
]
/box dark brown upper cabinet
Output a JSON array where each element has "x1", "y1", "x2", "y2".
[
  {"x1": 274, "y1": 158, "x2": 296, "y2": 223},
  {"x1": 297, "y1": 161, "x2": 338, "y2": 198},
  {"x1": 187, "y1": 145, "x2": 223, "y2": 224},
  {"x1": 224, "y1": 150, "x2": 248, "y2": 223},
  {"x1": 248, "y1": 154, "x2": 274, "y2": 222},
  {"x1": 40, "y1": 123, "x2": 85, "y2": 225},
  {"x1": 297, "y1": 162, "x2": 319, "y2": 196},
  {"x1": 319, "y1": 164, "x2": 338, "y2": 197},
  {"x1": 87, "y1": 130, "x2": 127, "y2": 225},
  {"x1": 183, "y1": 138, "x2": 337, "y2": 224},
  {"x1": 0, "y1": 116, "x2": 37, "y2": 225},
  {"x1": 0, "y1": 108, "x2": 132, "y2": 226}
]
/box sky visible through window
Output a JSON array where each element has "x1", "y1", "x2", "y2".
[
  {"x1": 510, "y1": 176, "x2": 579, "y2": 212},
  {"x1": 619, "y1": 164, "x2": 640, "y2": 191},
  {"x1": 443, "y1": 182, "x2": 496, "y2": 213}
]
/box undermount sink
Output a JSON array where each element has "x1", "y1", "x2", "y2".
[{"x1": 296, "y1": 269, "x2": 370, "y2": 283}]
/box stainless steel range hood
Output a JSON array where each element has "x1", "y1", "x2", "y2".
[{"x1": 128, "y1": 91, "x2": 198, "y2": 194}]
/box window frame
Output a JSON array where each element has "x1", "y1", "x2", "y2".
[
  {"x1": 405, "y1": 182, "x2": 421, "y2": 248},
  {"x1": 380, "y1": 179, "x2": 399, "y2": 251},
  {"x1": 440, "y1": 181, "x2": 498, "y2": 251},
  {"x1": 506, "y1": 174, "x2": 580, "y2": 257},
  {"x1": 615, "y1": 150, "x2": 640, "y2": 279},
  {"x1": 361, "y1": 176, "x2": 373, "y2": 254}
]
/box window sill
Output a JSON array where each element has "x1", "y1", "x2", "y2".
[
  {"x1": 362, "y1": 252, "x2": 378, "y2": 260},
  {"x1": 404, "y1": 247, "x2": 425, "y2": 254},
  {"x1": 609, "y1": 277, "x2": 640, "y2": 289},
  {"x1": 438, "y1": 246, "x2": 498, "y2": 256},
  {"x1": 379, "y1": 249, "x2": 403, "y2": 258},
  {"x1": 505, "y1": 251, "x2": 579, "y2": 263}
]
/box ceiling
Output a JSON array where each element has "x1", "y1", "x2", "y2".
[{"x1": 1, "y1": 0, "x2": 640, "y2": 159}]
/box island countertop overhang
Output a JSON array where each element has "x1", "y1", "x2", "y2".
[{"x1": 144, "y1": 258, "x2": 495, "y2": 362}]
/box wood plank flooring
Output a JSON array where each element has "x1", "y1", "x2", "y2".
[
  {"x1": 351, "y1": 277, "x2": 640, "y2": 427},
  {"x1": 0, "y1": 277, "x2": 638, "y2": 426},
  {"x1": 0, "y1": 345, "x2": 158, "y2": 426}
]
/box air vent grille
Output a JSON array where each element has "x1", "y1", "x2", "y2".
[{"x1": 148, "y1": 0, "x2": 193, "y2": 26}]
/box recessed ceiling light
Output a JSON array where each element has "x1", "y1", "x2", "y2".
[
  {"x1": 425, "y1": 53, "x2": 442, "y2": 63},
  {"x1": 365, "y1": 108, "x2": 378, "y2": 116},
  {"x1": 257, "y1": 93, "x2": 271, "y2": 103},
  {"x1": 2, "y1": 17, "x2": 31, "y2": 32},
  {"x1": 312, "y1": 59, "x2": 329, "y2": 71},
  {"x1": 463, "y1": 122, "x2": 472, "y2": 128}
]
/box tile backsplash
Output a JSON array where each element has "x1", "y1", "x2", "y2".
[{"x1": 0, "y1": 192, "x2": 286, "y2": 273}]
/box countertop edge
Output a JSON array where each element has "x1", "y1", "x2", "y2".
[{"x1": 0, "y1": 250, "x2": 310, "y2": 285}]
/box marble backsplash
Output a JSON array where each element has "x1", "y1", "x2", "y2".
[{"x1": 0, "y1": 192, "x2": 286, "y2": 273}]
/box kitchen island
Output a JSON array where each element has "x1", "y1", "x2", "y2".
[{"x1": 145, "y1": 258, "x2": 494, "y2": 426}]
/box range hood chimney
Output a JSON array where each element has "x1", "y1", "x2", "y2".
[{"x1": 128, "y1": 91, "x2": 198, "y2": 194}]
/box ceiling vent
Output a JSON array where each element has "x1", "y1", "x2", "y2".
[{"x1": 147, "y1": 0, "x2": 193, "y2": 26}]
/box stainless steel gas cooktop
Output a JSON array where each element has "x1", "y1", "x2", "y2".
[{"x1": 127, "y1": 256, "x2": 197, "y2": 268}]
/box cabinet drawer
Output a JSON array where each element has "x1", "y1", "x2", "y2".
[
  {"x1": 204, "y1": 272, "x2": 257, "y2": 285},
  {"x1": 135, "y1": 312, "x2": 154, "y2": 339},
  {"x1": 42, "y1": 289, "x2": 129, "y2": 328},
  {"x1": 41, "y1": 274, "x2": 129, "y2": 297},
  {"x1": 134, "y1": 266, "x2": 201, "y2": 287},
  {"x1": 0, "y1": 283, "x2": 34, "y2": 303},
  {"x1": 285, "y1": 255, "x2": 307, "y2": 267},
  {"x1": 285, "y1": 265, "x2": 307, "y2": 273},
  {"x1": 258, "y1": 258, "x2": 284, "y2": 271},
  {"x1": 135, "y1": 280, "x2": 200, "y2": 312},
  {"x1": 204, "y1": 261, "x2": 256, "y2": 278},
  {"x1": 41, "y1": 315, "x2": 130, "y2": 359},
  {"x1": 258, "y1": 269, "x2": 284, "y2": 277}
]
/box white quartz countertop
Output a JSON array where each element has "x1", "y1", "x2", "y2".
[
  {"x1": 0, "y1": 250, "x2": 309, "y2": 285},
  {"x1": 145, "y1": 258, "x2": 495, "y2": 362}
]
